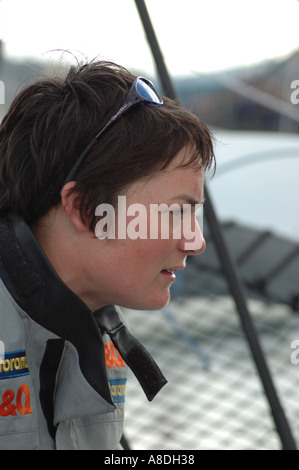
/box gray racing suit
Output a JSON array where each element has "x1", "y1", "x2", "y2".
[{"x1": 0, "y1": 214, "x2": 166, "y2": 450}]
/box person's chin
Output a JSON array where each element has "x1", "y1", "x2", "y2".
[
  {"x1": 125, "y1": 291, "x2": 171, "y2": 311},
  {"x1": 144, "y1": 290, "x2": 171, "y2": 311}
]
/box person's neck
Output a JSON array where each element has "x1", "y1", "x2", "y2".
[{"x1": 32, "y1": 208, "x2": 82, "y2": 296}]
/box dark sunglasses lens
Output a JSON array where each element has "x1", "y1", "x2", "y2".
[{"x1": 136, "y1": 79, "x2": 162, "y2": 105}]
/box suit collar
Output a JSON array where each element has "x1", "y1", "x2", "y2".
[{"x1": 0, "y1": 213, "x2": 113, "y2": 404}]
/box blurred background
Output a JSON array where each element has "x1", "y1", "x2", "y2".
[{"x1": 1, "y1": 0, "x2": 299, "y2": 450}]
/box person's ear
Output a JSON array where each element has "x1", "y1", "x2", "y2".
[{"x1": 60, "y1": 182, "x2": 89, "y2": 232}]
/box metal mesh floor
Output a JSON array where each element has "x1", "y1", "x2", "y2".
[{"x1": 122, "y1": 293, "x2": 299, "y2": 450}]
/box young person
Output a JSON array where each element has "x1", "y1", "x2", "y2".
[{"x1": 0, "y1": 59, "x2": 215, "y2": 449}]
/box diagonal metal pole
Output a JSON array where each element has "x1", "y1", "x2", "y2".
[{"x1": 134, "y1": 0, "x2": 297, "y2": 450}]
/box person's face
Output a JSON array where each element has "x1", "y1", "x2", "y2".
[{"x1": 81, "y1": 146, "x2": 206, "y2": 311}]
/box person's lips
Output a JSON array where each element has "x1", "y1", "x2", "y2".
[{"x1": 160, "y1": 266, "x2": 184, "y2": 280}]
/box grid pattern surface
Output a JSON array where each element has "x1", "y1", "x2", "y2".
[{"x1": 122, "y1": 287, "x2": 299, "y2": 450}]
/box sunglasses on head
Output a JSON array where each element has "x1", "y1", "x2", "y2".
[{"x1": 61, "y1": 76, "x2": 163, "y2": 190}]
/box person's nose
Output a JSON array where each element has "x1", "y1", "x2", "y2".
[{"x1": 178, "y1": 217, "x2": 206, "y2": 255}]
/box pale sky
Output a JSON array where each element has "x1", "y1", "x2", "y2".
[{"x1": 1, "y1": 0, "x2": 299, "y2": 76}]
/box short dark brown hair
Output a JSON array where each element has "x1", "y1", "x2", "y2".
[{"x1": 0, "y1": 59, "x2": 215, "y2": 230}]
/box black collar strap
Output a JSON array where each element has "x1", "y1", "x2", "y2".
[
  {"x1": 94, "y1": 305, "x2": 167, "y2": 401},
  {"x1": 0, "y1": 213, "x2": 112, "y2": 404}
]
